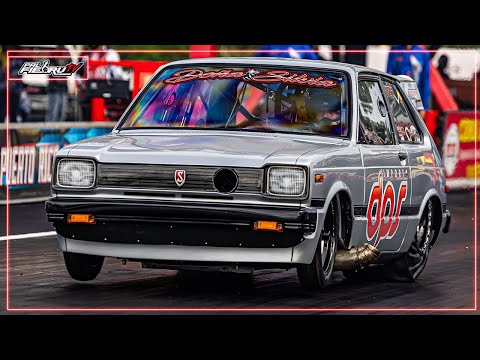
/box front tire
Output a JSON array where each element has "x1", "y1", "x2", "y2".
[
  {"x1": 63, "y1": 252, "x2": 104, "y2": 281},
  {"x1": 384, "y1": 199, "x2": 436, "y2": 282},
  {"x1": 297, "y1": 201, "x2": 338, "y2": 290}
]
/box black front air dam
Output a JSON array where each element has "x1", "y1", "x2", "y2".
[{"x1": 46, "y1": 198, "x2": 318, "y2": 248}]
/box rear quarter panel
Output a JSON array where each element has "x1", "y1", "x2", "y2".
[{"x1": 403, "y1": 135, "x2": 447, "y2": 208}]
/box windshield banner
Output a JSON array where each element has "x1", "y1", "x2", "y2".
[{"x1": 164, "y1": 68, "x2": 339, "y2": 88}]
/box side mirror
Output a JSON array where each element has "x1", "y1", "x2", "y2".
[{"x1": 396, "y1": 75, "x2": 425, "y2": 111}]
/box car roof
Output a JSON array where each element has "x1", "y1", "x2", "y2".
[{"x1": 165, "y1": 57, "x2": 398, "y2": 80}]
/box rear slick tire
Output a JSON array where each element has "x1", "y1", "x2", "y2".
[
  {"x1": 297, "y1": 200, "x2": 338, "y2": 290},
  {"x1": 384, "y1": 199, "x2": 436, "y2": 282},
  {"x1": 63, "y1": 252, "x2": 104, "y2": 281}
]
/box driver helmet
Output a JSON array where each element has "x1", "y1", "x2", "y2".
[{"x1": 306, "y1": 89, "x2": 341, "y2": 117}]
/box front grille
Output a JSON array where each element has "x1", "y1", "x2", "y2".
[{"x1": 97, "y1": 163, "x2": 263, "y2": 193}]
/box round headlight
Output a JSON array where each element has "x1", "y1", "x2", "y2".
[
  {"x1": 56, "y1": 159, "x2": 96, "y2": 188},
  {"x1": 267, "y1": 166, "x2": 306, "y2": 196}
]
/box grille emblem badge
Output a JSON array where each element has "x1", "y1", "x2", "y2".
[{"x1": 174, "y1": 170, "x2": 186, "y2": 187}]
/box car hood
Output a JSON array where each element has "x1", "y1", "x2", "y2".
[{"x1": 63, "y1": 130, "x2": 346, "y2": 167}]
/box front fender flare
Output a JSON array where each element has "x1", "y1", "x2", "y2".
[{"x1": 292, "y1": 181, "x2": 352, "y2": 264}]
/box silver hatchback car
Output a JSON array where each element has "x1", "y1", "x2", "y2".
[{"x1": 46, "y1": 57, "x2": 451, "y2": 289}]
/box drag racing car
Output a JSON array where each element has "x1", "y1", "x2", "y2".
[{"x1": 46, "y1": 57, "x2": 451, "y2": 289}]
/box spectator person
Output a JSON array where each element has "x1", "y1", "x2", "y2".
[
  {"x1": 80, "y1": 45, "x2": 123, "y2": 80},
  {"x1": 437, "y1": 55, "x2": 450, "y2": 80},
  {"x1": 256, "y1": 45, "x2": 319, "y2": 60},
  {"x1": 2, "y1": 45, "x2": 25, "y2": 122},
  {"x1": 46, "y1": 45, "x2": 70, "y2": 122},
  {"x1": 387, "y1": 45, "x2": 431, "y2": 109},
  {"x1": 77, "y1": 45, "x2": 123, "y2": 121}
]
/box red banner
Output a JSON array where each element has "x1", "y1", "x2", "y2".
[{"x1": 443, "y1": 112, "x2": 479, "y2": 182}]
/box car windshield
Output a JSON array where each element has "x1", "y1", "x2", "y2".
[{"x1": 120, "y1": 66, "x2": 349, "y2": 137}]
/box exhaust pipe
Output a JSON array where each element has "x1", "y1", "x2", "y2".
[{"x1": 334, "y1": 243, "x2": 380, "y2": 271}]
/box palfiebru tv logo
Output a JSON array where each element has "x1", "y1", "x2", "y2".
[{"x1": 18, "y1": 59, "x2": 84, "y2": 78}]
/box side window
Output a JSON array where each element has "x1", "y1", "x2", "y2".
[
  {"x1": 382, "y1": 80, "x2": 422, "y2": 143},
  {"x1": 358, "y1": 80, "x2": 394, "y2": 145}
]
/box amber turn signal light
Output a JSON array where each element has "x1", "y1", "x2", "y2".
[
  {"x1": 253, "y1": 221, "x2": 283, "y2": 232},
  {"x1": 315, "y1": 174, "x2": 325, "y2": 183},
  {"x1": 67, "y1": 214, "x2": 96, "y2": 224}
]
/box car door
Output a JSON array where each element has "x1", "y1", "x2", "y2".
[
  {"x1": 357, "y1": 76, "x2": 411, "y2": 252},
  {"x1": 380, "y1": 78, "x2": 441, "y2": 219}
]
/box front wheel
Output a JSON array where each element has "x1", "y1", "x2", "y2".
[
  {"x1": 63, "y1": 252, "x2": 104, "y2": 281},
  {"x1": 297, "y1": 201, "x2": 338, "y2": 290},
  {"x1": 384, "y1": 199, "x2": 436, "y2": 282}
]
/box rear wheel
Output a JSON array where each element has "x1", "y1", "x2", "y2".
[
  {"x1": 297, "y1": 201, "x2": 337, "y2": 290},
  {"x1": 384, "y1": 199, "x2": 436, "y2": 282},
  {"x1": 63, "y1": 252, "x2": 104, "y2": 281}
]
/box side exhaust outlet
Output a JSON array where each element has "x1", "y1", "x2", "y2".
[{"x1": 334, "y1": 243, "x2": 380, "y2": 271}]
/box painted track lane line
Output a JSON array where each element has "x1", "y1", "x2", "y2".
[{"x1": 0, "y1": 231, "x2": 57, "y2": 241}]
